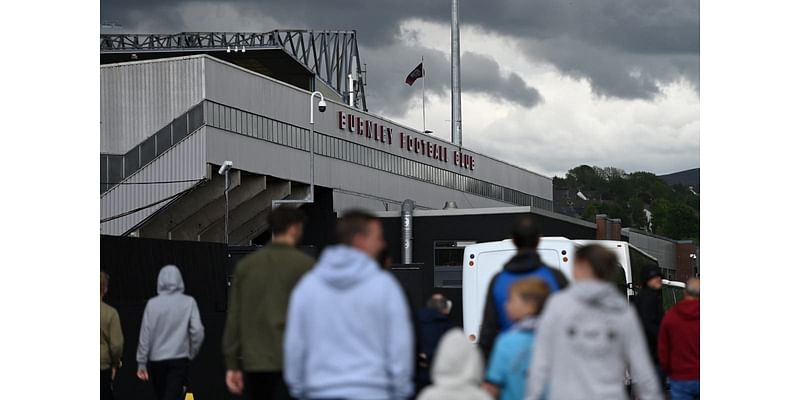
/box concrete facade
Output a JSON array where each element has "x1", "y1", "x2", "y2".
[{"x1": 101, "y1": 55, "x2": 554, "y2": 241}]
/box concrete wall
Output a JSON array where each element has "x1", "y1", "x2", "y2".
[
  {"x1": 204, "y1": 126, "x2": 511, "y2": 212},
  {"x1": 199, "y1": 56, "x2": 552, "y2": 202}
]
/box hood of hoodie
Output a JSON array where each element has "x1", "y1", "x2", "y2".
[
  {"x1": 569, "y1": 281, "x2": 627, "y2": 312},
  {"x1": 511, "y1": 316, "x2": 539, "y2": 332},
  {"x1": 431, "y1": 329, "x2": 484, "y2": 387},
  {"x1": 503, "y1": 251, "x2": 544, "y2": 273},
  {"x1": 313, "y1": 245, "x2": 379, "y2": 289},
  {"x1": 675, "y1": 299, "x2": 700, "y2": 320},
  {"x1": 157, "y1": 265, "x2": 185, "y2": 294}
]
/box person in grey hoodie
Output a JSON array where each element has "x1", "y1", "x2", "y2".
[
  {"x1": 526, "y1": 245, "x2": 662, "y2": 400},
  {"x1": 136, "y1": 265, "x2": 205, "y2": 400},
  {"x1": 417, "y1": 328, "x2": 493, "y2": 400},
  {"x1": 284, "y1": 210, "x2": 414, "y2": 400}
]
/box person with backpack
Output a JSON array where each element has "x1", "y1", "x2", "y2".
[
  {"x1": 136, "y1": 265, "x2": 205, "y2": 400},
  {"x1": 478, "y1": 214, "x2": 569, "y2": 359}
]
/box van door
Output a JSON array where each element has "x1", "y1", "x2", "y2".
[
  {"x1": 537, "y1": 249, "x2": 561, "y2": 271},
  {"x1": 463, "y1": 249, "x2": 515, "y2": 342}
]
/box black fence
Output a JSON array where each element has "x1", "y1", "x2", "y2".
[
  {"x1": 101, "y1": 224, "x2": 458, "y2": 399},
  {"x1": 101, "y1": 235, "x2": 242, "y2": 400}
]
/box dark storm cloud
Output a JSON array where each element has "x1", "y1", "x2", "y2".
[
  {"x1": 357, "y1": 45, "x2": 541, "y2": 116},
  {"x1": 101, "y1": 0, "x2": 698, "y2": 107}
]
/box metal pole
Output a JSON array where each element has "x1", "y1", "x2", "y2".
[
  {"x1": 451, "y1": 0, "x2": 463, "y2": 147},
  {"x1": 401, "y1": 199, "x2": 415, "y2": 264},
  {"x1": 422, "y1": 56, "x2": 426, "y2": 132},
  {"x1": 308, "y1": 93, "x2": 317, "y2": 202},
  {"x1": 272, "y1": 91, "x2": 323, "y2": 209},
  {"x1": 224, "y1": 170, "x2": 230, "y2": 244}
]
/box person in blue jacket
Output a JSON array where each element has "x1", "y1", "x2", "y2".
[
  {"x1": 478, "y1": 214, "x2": 569, "y2": 359},
  {"x1": 483, "y1": 278, "x2": 551, "y2": 400}
]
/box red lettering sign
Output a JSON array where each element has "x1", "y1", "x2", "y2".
[{"x1": 335, "y1": 111, "x2": 475, "y2": 171}]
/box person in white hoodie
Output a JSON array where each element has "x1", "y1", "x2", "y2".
[
  {"x1": 526, "y1": 244, "x2": 662, "y2": 400},
  {"x1": 417, "y1": 328, "x2": 493, "y2": 400},
  {"x1": 284, "y1": 210, "x2": 414, "y2": 400},
  {"x1": 136, "y1": 265, "x2": 205, "y2": 400}
]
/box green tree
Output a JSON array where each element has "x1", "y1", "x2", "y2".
[{"x1": 556, "y1": 165, "x2": 700, "y2": 241}]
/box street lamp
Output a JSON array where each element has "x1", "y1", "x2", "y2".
[
  {"x1": 272, "y1": 91, "x2": 326, "y2": 209},
  {"x1": 218, "y1": 160, "x2": 233, "y2": 244}
]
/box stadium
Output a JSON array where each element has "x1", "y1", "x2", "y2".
[{"x1": 100, "y1": 30, "x2": 554, "y2": 245}]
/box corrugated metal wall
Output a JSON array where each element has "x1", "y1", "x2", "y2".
[
  {"x1": 101, "y1": 129, "x2": 208, "y2": 235},
  {"x1": 101, "y1": 56, "x2": 205, "y2": 154},
  {"x1": 626, "y1": 229, "x2": 678, "y2": 270}
]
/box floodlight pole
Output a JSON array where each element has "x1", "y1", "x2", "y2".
[{"x1": 451, "y1": 0, "x2": 463, "y2": 148}]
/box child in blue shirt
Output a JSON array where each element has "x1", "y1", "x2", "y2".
[{"x1": 483, "y1": 278, "x2": 550, "y2": 400}]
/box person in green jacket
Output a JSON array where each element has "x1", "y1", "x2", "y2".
[
  {"x1": 223, "y1": 206, "x2": 315, "y2": 400},
  {"x1": 100, "y1": 270, "x2": 123, "y2": 400}
]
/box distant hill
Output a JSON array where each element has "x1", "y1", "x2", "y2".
[{"x1": 658, "y1": 168, "x2": 699, "y2": 192}]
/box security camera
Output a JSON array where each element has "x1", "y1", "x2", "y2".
[
  {"x1": 318, "y1": 99, "x2": 327, "y2": 113},
  {"x1": 218, "y1": 160, "x2": 233, "y2": 175}
]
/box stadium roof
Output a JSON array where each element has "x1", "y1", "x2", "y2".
[{"x1": 100, "y1": 31, "x2": 367, "y2": 111}]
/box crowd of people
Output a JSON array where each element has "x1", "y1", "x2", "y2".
[{"x1": 100, "y1": 206, "x2": 700, "y2": 400}]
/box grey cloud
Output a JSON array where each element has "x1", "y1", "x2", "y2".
[
  {"x1": 360, "y1": 45, "x2": 541, "y2": 118},
  {"x1": 460, "y1": 51, "x2": 542, "y2": 107},
  {"x1": 101, "y1": 0, "x2": 699, "y2": 104}
]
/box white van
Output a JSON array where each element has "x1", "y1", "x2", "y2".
[{"x1": 461, "y1": 238, "x2": 685, "y2": 343}]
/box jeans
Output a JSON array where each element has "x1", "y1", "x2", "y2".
[
  {"x1": 670, "y1": 379, "x2": 700, "y2": 400},
  {"x1": 148, "y1": 358, "x2": 189, "y2": 400}
]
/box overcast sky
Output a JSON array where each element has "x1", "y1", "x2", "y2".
[{"x1": 101, "y1": 0, "x2": 699, "y2": 178}]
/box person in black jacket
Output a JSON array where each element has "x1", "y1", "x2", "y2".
[
  {"x1": 477, "y1": 214, "x2": 569, "y2": 360},
  {"x1": 415, "y1": 293, "x2": 454, "y2": 391},
  {"x1": 634, "y1": 265, "x2": 666, "y2": 391}
]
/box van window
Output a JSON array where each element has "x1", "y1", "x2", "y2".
[
  {"x1": 629, "y1": 246, "x2": 658, "y2": 293},
  {"x1": 662, "y1": 285, "x2": 685, "y2": 311},
  {"x1": 614, "y1": 263, "x2": 628, "y2": 296}
]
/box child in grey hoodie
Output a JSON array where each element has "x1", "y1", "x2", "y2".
[
  {"x1": 136, "y1": 265, "x2": 205, "y2": 400},
  {"x1": 417, "y1": 328, "x2": 493, "y2": 400},
  {"x1": 526, "y1": 245, "x2": 662, "y2": 400}
]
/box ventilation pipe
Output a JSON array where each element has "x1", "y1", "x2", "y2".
[
  {"x1": 401, "y1": 199, "x2": 415, "y2": 264},
  {"x1": 443, "y1": 201, "x2": 458, "y2": 209}
]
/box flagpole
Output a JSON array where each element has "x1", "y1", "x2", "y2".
[{"x1": 422, "y1": 56, "x2": 426, "y2": 132}]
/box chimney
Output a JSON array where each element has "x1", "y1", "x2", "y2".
[
  {"x1": 596, "y1": 214, "x2": 609, "y2": 240},
  {"x1": 675, "y1": 240, "x2": 697, "y2": 282},
  {"x1": 609, "y1": 218, "x2": 622, "y2": 241}
]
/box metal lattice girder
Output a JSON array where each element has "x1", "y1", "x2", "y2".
[{"x1": 100, "y1": 30, "x2": 367, "y2": 111}]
